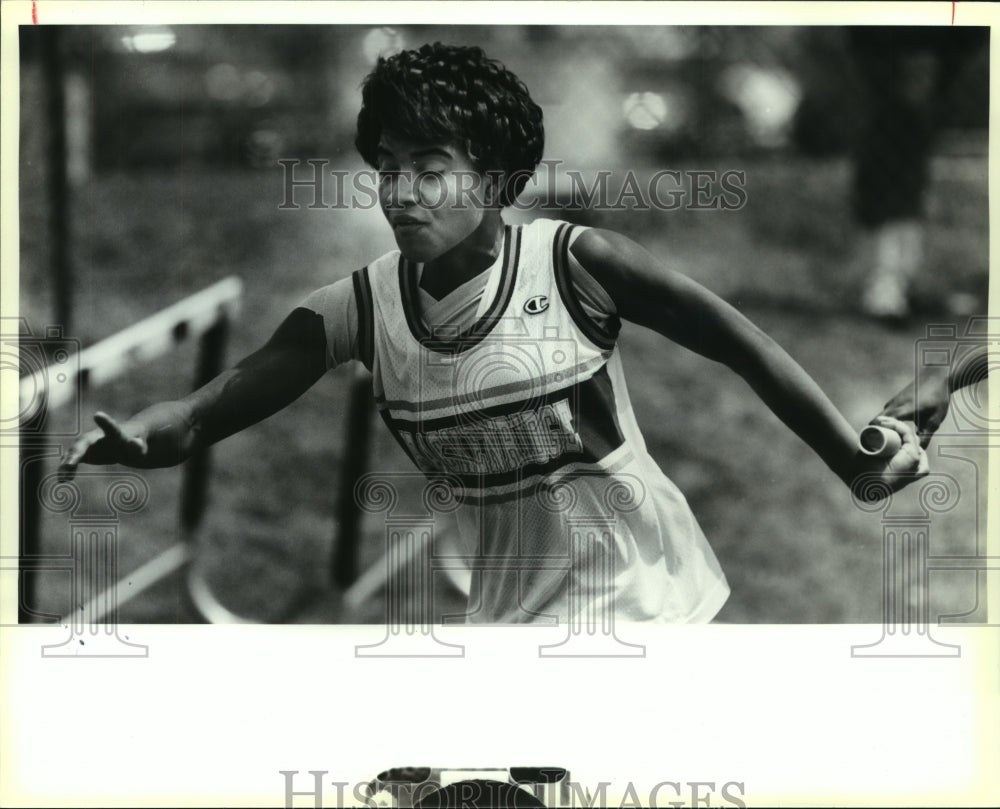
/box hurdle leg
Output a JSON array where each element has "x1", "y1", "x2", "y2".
[
  {"x1": 331, "y1": 364, "x2": 374, "y2": 588},
  {"x1": 43, "y1": 25, "x2": 73, "y2": 335},
  {"x1": 179, "y1": 313, "x2": 257, "y2": 623},
  {"x1": 180, "y1": 315, "x2": 228, "y2": 533}
]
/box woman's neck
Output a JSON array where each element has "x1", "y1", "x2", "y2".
[{"x1": 419, "y1": 212, "x2": 505, "y2": 300}]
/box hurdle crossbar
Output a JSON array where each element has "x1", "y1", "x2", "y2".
[{"x1": 20, "y1": 276, "x2": 243, "y2": 411}]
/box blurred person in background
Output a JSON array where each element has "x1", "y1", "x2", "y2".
[
  {"x1": 60, "y1": 43, "x2": 930, "y2": 626},
  {"x1": 849, "y1": 26, "x2": 983, "y2": 321}
]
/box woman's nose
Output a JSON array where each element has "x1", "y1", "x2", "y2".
[{"x1": 383, "y1": 171, "x2": 418, "y2": 209}]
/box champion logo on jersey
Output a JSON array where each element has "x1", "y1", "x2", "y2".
[{"x1": 523, "y1": 294, "x2": 549, "y2": 314}]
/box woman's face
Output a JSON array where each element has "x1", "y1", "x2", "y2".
[{"x1": 376, "y1": 131, "x2": 495, "y2": 263}]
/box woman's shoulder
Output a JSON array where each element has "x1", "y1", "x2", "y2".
[
  {"x1": 365, "y1": 247, "x2": 403, "y2": 275},
  {"x1": 301, "y1": 248, "x2": 401, "y2": 304},
  {"x1": 297, "y1": 275, "x2": 355, "y2": 317},
  {"x1": 519, "y1": 215, "x2": 587, "y2": 237}
]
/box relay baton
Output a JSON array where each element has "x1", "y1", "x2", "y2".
[{"x1": 858, "y1": 424, "x2": 902, "y2": 458}]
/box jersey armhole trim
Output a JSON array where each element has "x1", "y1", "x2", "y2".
[
  {"x1": 552, "y1": 222, "x2": 619, "y2": 351},
  {"x1": 352, "y1": 266, "x2": 375, "y2": 371}
]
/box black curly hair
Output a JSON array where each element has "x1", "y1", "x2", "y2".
[{"x1": 355, "y1": 42, "x2": 545, "y2": 208}]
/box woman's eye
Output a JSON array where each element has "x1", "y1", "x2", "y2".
[{"x1": 377, "y1": 170, "x2": 401, "y2": 187}]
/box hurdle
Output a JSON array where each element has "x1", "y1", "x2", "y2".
[{"x1": 18, "y1": 276, "x2": 243, "y2": 625}]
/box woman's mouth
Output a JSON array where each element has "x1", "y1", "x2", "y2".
[{"x1": 392, "y1": 215, "x2": 426, "y2": 232}]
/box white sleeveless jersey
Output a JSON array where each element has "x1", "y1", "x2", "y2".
[{"x1": 351, "y1": 217, "x2": 730, "y2": 623}]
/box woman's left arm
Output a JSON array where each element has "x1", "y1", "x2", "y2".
[{"x1": 570, "y1": 227, "x2": 928, "y2": 492}]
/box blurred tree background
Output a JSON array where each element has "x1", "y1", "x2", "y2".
[{"x1": 20, "y1": 25, "x2": 989, "y2": 171}]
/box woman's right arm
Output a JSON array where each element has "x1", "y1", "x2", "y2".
[{"x1": 59, "y1": 307, "x2": 329, "y2": 479}]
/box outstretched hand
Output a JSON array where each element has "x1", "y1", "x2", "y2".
[
  {"x1": 878, "y1": 372, "x2": 950, "y2": 449},
  {"x1": 58, "y1": 412, "x2": 149, "y2": 482}
]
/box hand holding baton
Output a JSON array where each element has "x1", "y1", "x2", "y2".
[{"x1": 853, "y1": 416, "x2": 930, "y2": 496}]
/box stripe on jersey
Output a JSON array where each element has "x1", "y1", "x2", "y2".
[
  {"x1": 552, "y1": 223, "x2": 619, "y2": 351},
  {"x1": 398, "y1": 225, "x2": 522, "y2": 354},
  {"x1": 374, "y1": 354, "x2": 609, "y2": 420},
  {"x1": 380, "y1": 362, "x2": 625, "y2": 492},
  {"x1": 351, "y1": 266, "x2": 374, "y2": 371},
  {"x1": 450, "y1": 445, "x2": 637, "y2": 506}
]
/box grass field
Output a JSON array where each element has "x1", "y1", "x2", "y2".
[{"x1": 19, "y1": 149, "x2": 990, "y2": 624}]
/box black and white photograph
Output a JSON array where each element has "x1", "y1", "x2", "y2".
[{"x1": 2, "y1": 1, "x2": 997, "y2": 807}]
